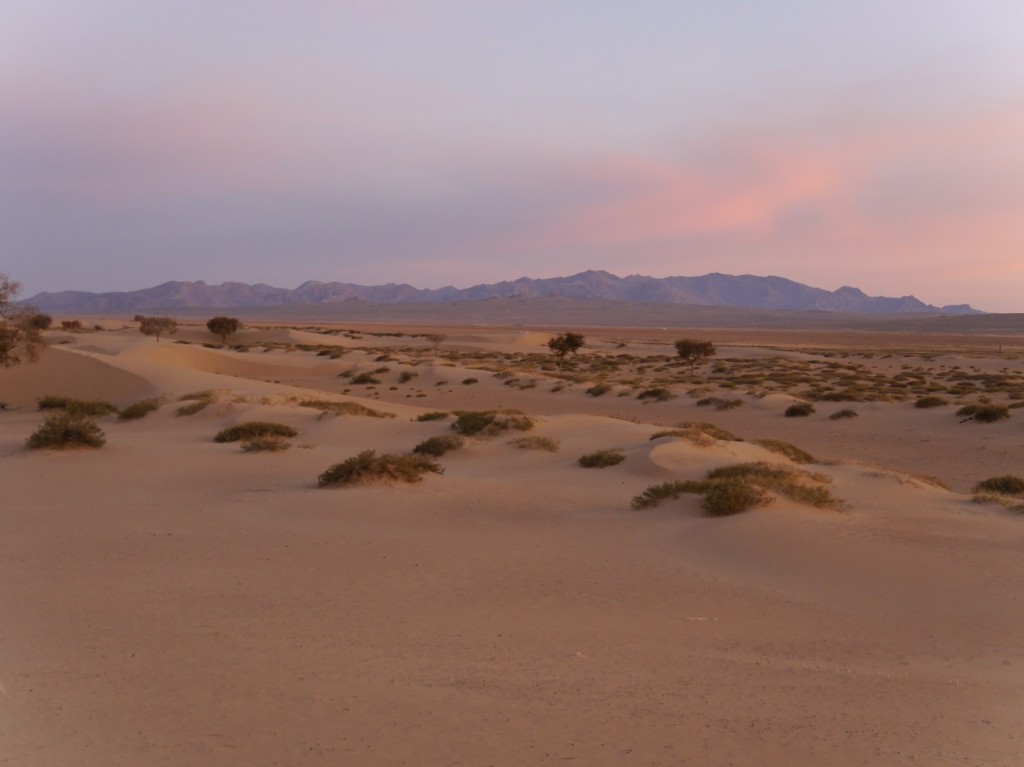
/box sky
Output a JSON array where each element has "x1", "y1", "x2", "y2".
[{"x1": 2, "y1": 1, "x2": 1023, "y2": 311}]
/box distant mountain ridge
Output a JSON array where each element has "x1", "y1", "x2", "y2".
[{"x1": 26, "y1": 270, "x2": 981, "y2": 315}]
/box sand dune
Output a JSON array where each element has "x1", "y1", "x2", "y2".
[{"x1": 1, "y1": 321, "x2": 1022, "y2": 766}]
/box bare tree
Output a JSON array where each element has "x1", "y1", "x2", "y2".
[
  {"x1": 0, "y1": 274, "x2": 45, "y2": 369},
  {"x1": 424, "y1": 333, "x2": 446, "y2": 355}
]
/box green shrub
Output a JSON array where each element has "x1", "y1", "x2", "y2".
[
  {"x1": 416, "y1": 411, "x2": 449, "y2": 422},
  {"x1": 241, "y1": 436, "x2": 291, "y2": 452},
  {"x1": 508, "y1": 436, "x2": 560, "y2": 452},
  {"x1": 451, "y1": 410, "x2": 534, "y2": 436},
  {"x1": 118, "y1": 398, "x2": 161, "y2": 420},
  {"x1": 37, "y1": 395, "x2": 117, "y2": 417},
  {"x1": 915, "y1": 396, "x2": 948, "y2": 409},
  {"x1": 578, "y1": 449, "x2": 625, "y2": 468},
  {"x1": 26, "y1": 412, "x2": 106, "y2": 449},
  {"x1": 215, "y1": 422, "x2": 298, "y2": 443},
  {"x1": 972, "y1": 475, "x2": 1024, "y2": 495},
  {"x1": 784, "y1": 402, "x2": 815, "y2": 417},
  {"x1": 412, "y1": 435, "x2": 465, "y2": 456},
  {"x1": 586, "y1": 383, "x2": 611, "y2": 397},
  {"x1": 829, "y1": 408, "x2": 859, "y2": 420},
  {"x1": 299, "y1": 400, "x2": 395, "y2": 418},
  {"x1": 753, "y1": 439, "x2": 816, "y2": 464},
  {"x1": 702, "y1": 481, "x2": 773, "y2": 516},
  {"x1": 318, "y1": 450, "x2": 443, "y2": 487}
]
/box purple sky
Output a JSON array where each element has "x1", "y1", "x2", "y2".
[{"x1": 3, "y1": 1, "x2": 1023, "y2": 310}]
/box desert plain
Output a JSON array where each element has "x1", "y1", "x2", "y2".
[{"x1": 1, "y1": 316, "x2": 1023, "y2": 766}]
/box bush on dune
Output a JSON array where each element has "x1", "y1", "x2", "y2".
[
  {"x1": 318, "y1": 450, "x2": 443, "y2": 487},
  {"x1": 37, "y1": 395, "x2": 117, "y2": 417},
  {"x1": 214, "y1": 422, "x2": 298, "y2": 443},
  {"x1": 26, "y1": 411, "x2": 106, "y2": 449}
]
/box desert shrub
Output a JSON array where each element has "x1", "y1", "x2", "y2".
[
  {"x1": 118, "y1": 398, "x2": 161, "y2": 420},
  {"x1": 26, "y1": 411, "x2": 106, "y2": 449},
  {"x1": 637, "y1": 387, "x2": 673, "y2": 402},
  {"x1": 461, "y1": 377, "x2": 479, "y2": 385},
  {"x1": 702, "y1": 481, "x2": 773, "y2": 516},
  {"x1": 241, "y1": 436, "x2": 291, "y2": 452},
  {"x1": 177, "y1": 400, "x2": 211, "y2": 416},
  {"x1": 586, "y1": 383, "x2": 612, "y2": 397},
  {"x1": 631, "y1": 480, "x2": 714, "y2": 510},
  {"x1": 451, "y1": 410, "x2": 533, "y2": 436},
  {"x1": 318, "y1": 450, "x2": 442, "y2": 487},
  {"x1": 398, "y1": 371, "x2": 417, "y2": 383},
  {"x1": 829, "y1": 408, "x2": 859, "y2": 420},
  {"x1": 508, "y1": 436, "x2": 560, "y2": 452},
  {"x1": 351, "y1": 373, "x2": 381, "y2": 385},
  {"x1": 753, "y1": 439, "x2": 817, "y2": 464},
  {"x1": 665, "y1": 422, "x2": 741, "y2": 442},
  {"x1": 972, "y1": 475, "x2": 1024, "y2": 495},
  {"x1": 299, "y1": 399, "x2": 395, "y2": 418},
  {"x1": 706, "y1": 462, "x2": 843, "y2": 510},
  {"x1": 180, "y1": 390, "x2": 215, "y2": 402},
  {"x1": 696, "y1": 396, "x2": 743, "y2": 411},
  {"x1": 915, "y1": 396, "x2": 949, "y2": 409},
  {"x1": 973, "y1": 404, "x2": 1010, "y2": 423},
  {"x1": 784, "y1": 402, "x2": 815, "y2": 417},
  {"x1": 412, "y1": 435, "x2": 465, "y2": 456},
  {"x1": 956, "y1": 404, "x2": 977, "y2": 417},
  {"x1": 416, "y1": 411, "x2": 449, "y2": 422},
  {"x1": 214, "y1": 421, "x2": 298, "y2": 443},
  {"x1": 37, "y1": 395, "x2": 117, "y2": 417},
  {"x1": 578, "y1": 449, "x2": 625, "y2": 468}
]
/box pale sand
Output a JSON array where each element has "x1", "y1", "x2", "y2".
[{"x1": 1, "y1": 321, "x2": 1022, "y2": 766}]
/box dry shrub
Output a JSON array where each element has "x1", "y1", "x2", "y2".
[
  {"x1": 586, "y1": 383, "x2": 612, "y2": 397},
  {"x1": 972, "y1": 475, "x2": 1024, "y2": 495},
  {"x1": 118, "y1": 398, "x2": 161, "y2": 420},
  {"x1": 631, "y1": 480, "x2": 715, "y2": 509},
  {"x1": 578, "y1": 449, "x2": 625, "y2": 468},
  {"x1": 753, "y1": 439, "x2": 817, "y2": 464},
  {"x1": 416, "y1": 411, "x2": 449, "y2": 422},
  {"x1": 508, "y1": 436, "x2": 560, "y2": 452},
  {"x1": 829, "y1": 408, "x2": 858, "y2": 420},
  {"x1": 706, "y1": 462, "x2": 843, "y2": 510},
  {"x1": 299, "y1": 399, "x2": 395, "y2": 418},
  {"x1": 784, "y1": 402, "x2": 815, "y2": 417},
  {"x1": 696, "y1": 396, "x2": 744, "y2": 411},
  {"x1": 637, "y1": 387, "x2": 673, "y2": 402},
  {"x1": 318, "y1": 450, "x2": 442, "y2": 487},
  {"x1": 915, "y1": 396, "x2": 949, "y2": 409},
  {"x1": 451, "y1": 410, "x2": 534, "y2": 436},
  {"x1": 26, "y1": 412, "x2": 106, "y2": 449},
  {"x1": 412, "y1": 435, "x2": 465, "y2": 456},
  {"x1": 702, "y1": 481, "x2": 774, "y2": 516},
  {"x1": 241, "y1": 436, "x2": 291, "y2": 452},
  {"x1": 215, "y1": 422, "x2": 298, "y2": 443},
  {"x1": 177, "y1": 400, "x2": 210, "y2": 416},
  {"x1": 37, "y1": 395, "x2": 117, "y2": 417}
]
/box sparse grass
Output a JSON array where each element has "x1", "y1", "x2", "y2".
[
  {"x1": 37, "y1": 395, "x2": 117, "y2": 417},
  {"x1": 972, "y1": 492, "x2": 1024, "y2": 513},
  {"x1": 451, "y1": 410, "x2": 534, "y2": 436},
  {"x1": 180, "y1": 390, "x2": 215, "y2": 401},
  {"x1": 412, "y1": 435, "x2": 465, "y2": 456},
  {"x1": 972, "y1": 475, "x2": 1024, "y2": 495},
  {"x1": 829, "y1": 408, "x2": 859, "y2": 420},
  {"x1": 701, "y1": 480, "x2": 774, "y2": 516},
  {"x1": 177, "y1": 400, "x2": 211, "y2": 416},
  {"x1": 416, "y1": 411, "x2": 449, "y2": 422},
  {"x1": 214, "y1": 421, "x2": 298, "y2": 443},
  {"x1": 784, "y1": 402, "x2": 816, "y2": 417},
  {"x1": 631, "y1": 479, "x2": 716, "y2": 509},
  {"x1": 915, "y1": 396, "x2": 949, "y2": 408},
  {"x1": 26, "y1": 412, "x2": 106, "y2": 449},
  {"x1": 299, "y1": 399, "x2": 395, "y2": 418},
  {"x1": 578, "y1": 449, "x2": 625, "y2": 468},
  {"x1": 753, "y1": 439, "x2": 817, "y2": 464},
  {"x1": 318, "y1": 450, "x2": 443, "y2": 487},
  {"x1": 241, "y1": 436, "x2": 291, "y2": 452},
  {"x1": 655, "y1": 422, "x2": 741, "y2": 443},
  {"x1": 351, "y1": 373, "x2": 381, "y2": 385},
  {"x1": 118, "y1": 398, "x2": 161, "y2": 420},
  {"x1": 706, "y1": 462, "x2": 843, "y2": 510},
  {"x1": 508, "y1": 436, "x2": 560, "y2": 452}
]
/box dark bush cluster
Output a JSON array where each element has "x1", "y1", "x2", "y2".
[
  {"x1": 451, "y1": 410, "x2": 533, "y2": 436},
  {"x1": 318, "y1": 450, "x2": 443, "y2": 487},
  {"x1": 37, "y1": 395, "x2": 117, "y2": 417},
  {"x1": 214, "y1": 422, "x2": 298, "y2": 443},
  {"x1": 26, "y1": 412, "x2": 106, "y2": 449},
  {"x1": 578, "y1": 449, "x2": 625, "y2": 468}
]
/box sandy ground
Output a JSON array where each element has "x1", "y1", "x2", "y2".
[{"x1": 1, "y1": 320, "x2": 1022, "y2": 766}]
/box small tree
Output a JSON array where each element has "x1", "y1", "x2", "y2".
[
  {"x1": 547, "y1": 332, "x2": 585, "y2": 367},
  {"x1": 675, "y1": 339, "x2": 716, "y2": 374},
  {"x1": 28, "y1": 313, "x2": 53, "y2": 331},
  {"x1": 0, "y1": 274, "x2": 45, "y2": 368},
  {"x1": 424, "y1": 333, "x2": 446, "y2": 355},
  {"x1": 206, "y1": 316, "x2": 242, "y2": 343},
  {"x1": 138, "y1": 316, "x2": 178, "y2": 342},
  {"x1": 61, "y1": 319, "x2": 82, "y2": 331}
]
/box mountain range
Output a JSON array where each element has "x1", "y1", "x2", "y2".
[{"x1": 26, "y1": 271, "x2": 981, "y2": 315}]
